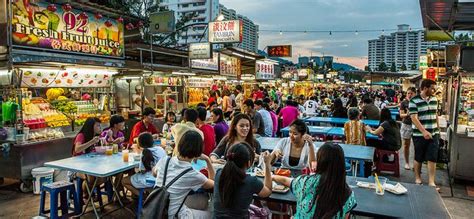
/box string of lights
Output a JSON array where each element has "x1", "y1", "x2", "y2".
[{"x1": 258, "y1": 27, "x2": 424, "y2": 35}]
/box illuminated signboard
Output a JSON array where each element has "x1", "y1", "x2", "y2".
[
  {"x1": 220, "y1": 54, "x2": 241, "y2": 77},
  {"x1": 268, "y1": 45, "x2": 292, "y2": 57},
  {"x1": 189, "y1": 42, "x2": 212, "y2": 59},
  {"x1": 255, "y1": 60, "x2": 275, "y2": 80},
  {"x1": 11, "y1": 1, "x2": 124, "y2": 57},
  {"x1": 208, "y1": 20, "x2": 242, "y2": 43},
  {"x1": 191, "y1": 52, "x2": 219, "y2": 71}
]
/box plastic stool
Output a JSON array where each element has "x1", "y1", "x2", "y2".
[
  {"x1": 375, "y1": 149, "x2": 400, "y2": 177},
  {"x1": 39, "y1": 181, "x2": 81, "y2": 219},
  {"x1": 136, "y1": 188, "x2": 153, "y2": 218}
]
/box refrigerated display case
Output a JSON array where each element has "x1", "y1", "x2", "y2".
[{"x1": 448, "y1": 73, "x2": 474, "y2": 181}]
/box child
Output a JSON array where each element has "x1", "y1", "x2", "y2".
[
  {"x1": 122, "y1": 133, "x2": 167, "y2": 195},
  {"x1": 162, "y1": 111, "x2": 176, "y2": 134}
]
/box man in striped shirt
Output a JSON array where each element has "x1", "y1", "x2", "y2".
[{"x1": 409, "y1": 79, "x2": 440, "y2": 190}]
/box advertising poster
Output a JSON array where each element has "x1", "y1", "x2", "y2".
[{"x1": 220, "y1": 54, "x2": 241, "y2": 77}]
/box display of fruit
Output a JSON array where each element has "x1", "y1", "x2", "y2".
[
  {"x1": 43, "y1": 110, "x2": 70, "y2": 127},
  {"x1": 53, "y1": 100, "x2": 77, "y2": 114},
  {"x1": 46, "y1": 88, "x2": 65, "y2": 100}
]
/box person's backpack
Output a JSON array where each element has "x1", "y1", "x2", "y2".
[{"x1": 141, "y1": 157, "x2": 193, "y2": 219}]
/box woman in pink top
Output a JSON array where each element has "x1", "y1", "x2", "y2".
[{"x1": 278, "y1": 100, "x2": 299, "y2": 128}]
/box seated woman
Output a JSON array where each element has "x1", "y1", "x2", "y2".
[
  {"x1": 72, "y1": 117, "x2": 101, "y2": 156},
  {"x1": 344, "y1": 107, "x2": 367, "y2": 145},
  {"x1": 212, "y1": 143, "x2": 272, "y2": 217},
  {"x1": 366, "y1": 108, "x2": 401, "y2": 151},
  {"x1": 152, "y1": 130, "x2": 215, "y2": 218},
  {"x1": 270, "y1": 119, "x2": 316, "y2": 169},
  {"x1": 122, "y1": 133, "x2": 167, "y2": 195},
  {"x1": 211, "y1": 108, "x2": 229, "y2": 146},
  {"x1": 72, "y1": 117, "x2": 105, "y2": 199},
  {"x1": 100, "y1": 115, "x2": 126, "y2": 147},
  {"x1": 162, "y1": 111, "x2": 176, "y2": 134},
  {"x1": 273, "y1": 142, "x2": 357, "y2": 218},
  {"x1": 331, "y1": 98, "x2": 348, "y2": 118},
  {"x1": 210, "y1": 113, "x2": 262, "y2": 164}
]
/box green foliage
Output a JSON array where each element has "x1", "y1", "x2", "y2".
[
  {"x1": 390, "y1": 62, "x2": 396, "y2": 72},
  {"x1": 378, "y1": 62, "x2": 388, "y2": 71},
  {"x1": 400, "y1": 64, "x2": 407, "y2": 71},
  {"x1": 411, "y1": 63, "x2": 417, "y2": 70}
]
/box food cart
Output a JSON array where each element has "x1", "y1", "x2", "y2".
[{"x1": 0, "y1": 0, "x2": 125, "y2": 190}]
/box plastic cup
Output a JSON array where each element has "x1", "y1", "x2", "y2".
[
  {"x1": 122, "y1": 149, "x2": 129, "y2": 162},
  {"x1": 105, "y1": 146, "x2": 113, "y2": 156},
  {"x1": 112, "y1": 144, "x2": 118, "y2": 154},
  {"x1": 375, "y1": 177, "x2": 387, "y2": 195},
  {"x1": 161, "y1": 138, "x2": 167, "y2": 146}
]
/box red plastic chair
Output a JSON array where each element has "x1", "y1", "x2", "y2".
[{"x1": 375, "y1": 149, "x2": 400, "y2": 177}]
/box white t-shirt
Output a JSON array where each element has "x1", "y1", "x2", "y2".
[
  {"x1": 235, "y1": 93, "x2": 243, "y2": 109},
  {"x1": 257, "y1": 109, "x2": 273, "y2": 137},
  {"x1": 274, "y1": 138, "x2": 312, "y2": 169},
  {"x1": 154, "y1": 157, "x2": 208, "y2": 218},
  {"x1": 303, "y1": 100, "x2": 319, "y2": 116},
  {"x1": 132, "y1": 94, "x2": 149, "y2": 111}
]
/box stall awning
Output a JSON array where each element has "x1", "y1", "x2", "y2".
[
  {"x1": 11, "y1": 49, "x2": 125, "y2": 68},
  {"x1": 420, "y1": 0, "x2": 474, "y2": 31},
  {"x1": 125, "y1": 43, "x2": 189, "y2": 72},
  {"x1": 343, "y1": 70, "x2": 419, "y2": 78},
  {"x1": 371, "y1": 81, "x2": 400, "y2": 87}
]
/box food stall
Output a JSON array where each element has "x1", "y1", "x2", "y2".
[
  {"x1": 0, "y1": 0, "x2": 125, "y2": 190},
  {"x1": 187, "y1": 51, "x2": 219, "y2": 107}
]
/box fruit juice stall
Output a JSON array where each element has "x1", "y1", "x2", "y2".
[
  {"x1": 187, "y1": 51, "x2": 220, "y2": 108},
  {"x1": 0, "y1": 0, "x2": 126, "y2": 190}
]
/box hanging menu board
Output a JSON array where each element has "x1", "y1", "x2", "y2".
[
  {"x1": 21, "y1": 68, "x2": 114, "y2": 88},
  {"x1": 256, "y1": 60, "x2": 275, "y2": 80},
  {"x1": 219, "y1": 54, "x2": 241, "y2": 77}
]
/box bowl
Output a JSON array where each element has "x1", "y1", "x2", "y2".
[{"x1": 95, "y1": 146, "x2": 107, "y2": 154}]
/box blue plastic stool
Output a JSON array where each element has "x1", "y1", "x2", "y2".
[
  {"x1": 136, "y1": 187, "x2": 154, "y2": 218},
  {"x1": 39, "y1": 181, "x2": 81, "y2": 219}
]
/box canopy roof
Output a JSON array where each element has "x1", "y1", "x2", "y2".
[{"x1": 420, "y1": 0, "x2": 474, "y2": 31}]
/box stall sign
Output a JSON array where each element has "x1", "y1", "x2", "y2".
[
  {"x1": 268, "y1": 45, "x2": 292, "y2": 57},
  {"x1": 282, "y1": 71, "x2": 294, "y2": 79},
  {"x1": 419, "y1": 55, "x2": 428, "y2": 70},
  {"x1": 208, "y1": 20, "x2": 242, "y2": 43},
  {"x1": 145, "y1": 76, "x2": 182, "y2": 86},
  {"x1": 255, "y1": 60, "x2": 275, "y2": 80},
  {"x1": 220, "y1": 54, "x2": 241, "y2": 77},
  {"x1": 316, "y1": 74, "x2": 324, "y2": 79},
  {"x1": 11, "y1": 1, "x2": 124, "y2": 58},
  {"x1": 423, "y1": 68, "x2": 438, "y2": 81},
  {"x1": 191, "y1": 52, "x2": 219, "y2": 71},
  {"x1": 189, "y1": 42, "x2": 212, "y2": 59},
  {"x1": 21, "y1": 68, "x2": 114, "y2": 88}
]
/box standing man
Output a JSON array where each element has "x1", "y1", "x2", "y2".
[
  {"x1": 255, "y1": 100, "x2": 273, "y2": 137},
  {"x1": 242, "y1": 99, "x2": 265, "y2": 136},
  {"x1": 409, "y1": 79, "x2": 440, "y2": 189},
  {"x1": 400, "y1": 87, "x2": 416, "y2": 170},
  {"x1": 304, "y1": 96, "x2": 319, "y2": 117},
  {"x1": 132, "y1": 85, "x2": 149, "y2": 111}
]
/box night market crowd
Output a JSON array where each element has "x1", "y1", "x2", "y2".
[{"x1": 72, "y1": 79, "x2": 441, "y2": 218}]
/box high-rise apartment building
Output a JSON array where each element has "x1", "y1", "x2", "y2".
[
  {"x1": 219, "y1": 4, "x2": 259, "y2": 52},
  {"x1": 159, "y1": 0, "x2": 219, "y2": 47},
  {"x1": 368, "y1": 24, "x2": 451, "y2": 71}
]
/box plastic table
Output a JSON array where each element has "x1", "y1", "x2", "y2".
[
  {"x1": 280, "y1": 126, "x2": 333, "y2": 137},
  {"x1": 327, "y1": 127, "x2": 380, "y2": 140},
  {"x1": 304, "y1": 117, "x2": 380, "y2": 127},
  {"x1": 45, "y1": 153, "x2": 139, "y2": 218},
  {"x1": 254, "y1": 177, "x2": 451, "y2": 219}
]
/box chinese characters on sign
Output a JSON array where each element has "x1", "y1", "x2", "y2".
[
  {"x1": 208, "y1": 20, "x2": 242, "y2": 43},
  {"x1": 220, "y1": 54, "x2": 241, "y2": 77},
  {"x1": 11, "y1": 1, "x2": 124, "y2": 57},
  {"x1": 268, "y1": 45, "x2": 292, "y2": 57},
  {"x1": 255, "y1": 60, "x2": 275, "y2": 80}
]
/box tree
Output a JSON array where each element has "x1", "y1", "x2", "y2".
[
  {"x1": 411, "y1": 63, "x2": 417, "y2": 70},
  {"x1": 378, "y1": 62, "x2": 388, "y2": 71},
  {"x1": 364, "y1": 65, "x2": 371, "y2": 71},
  {"x1": 390, "y1": 62, "x2": 396, "y2": 72},
  {"x1": 400, "y1": 64, "x2": 407, "y2": 71}
]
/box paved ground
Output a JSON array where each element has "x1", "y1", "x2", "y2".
[{"x1": 1, "y1": 144, "x2": 473, "y2": 218}]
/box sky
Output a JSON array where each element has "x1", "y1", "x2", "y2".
[{"x1": 220, "y1": 0, "x2": 424, "y2": 69}]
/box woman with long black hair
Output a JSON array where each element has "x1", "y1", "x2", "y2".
[
  {"x1": 212, "y1": 143, "x2": 272, "y2": 217},
  {"x1": 72, "y1": 117, "x2": 101, "y2": 156},
  {"x1": 272, "y1": 142, "x2": 357, "y2": 218},
  {"x1": 331, "y1": 98, "x2": 348, "y2": 118},
  {"x1": 366, "y1": 108, "x2": 401, "y2": 151},
  {"x1": 210, "y1": 113, "x2": 261, "y2": 164}
]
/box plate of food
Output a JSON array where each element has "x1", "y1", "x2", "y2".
[
  {"x1": 255, "y1": 168, "x2": 265, "y2": 177},
  {"x1": 272, "y1": 184, "x2": 290, "y2": 193},
  {"x1": 274, "y1": 168, "x2": 291, "y2": 177}
]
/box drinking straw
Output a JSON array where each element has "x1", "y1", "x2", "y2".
[{"x1": 374, "y1": 173, "x2": 383, "y2": 191}]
